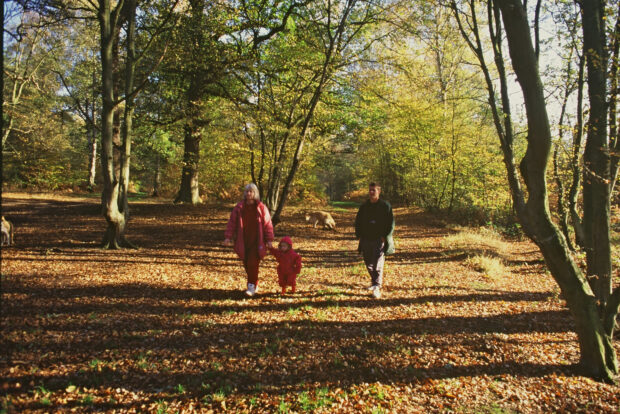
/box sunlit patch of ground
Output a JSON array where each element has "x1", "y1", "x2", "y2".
[{"x1": 1, "y1": 194, "x2": 618, "y2": 413}]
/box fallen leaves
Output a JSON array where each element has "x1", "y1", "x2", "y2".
[{"x1": 0, "y1": 194, "x2": 618, "y2": 412}]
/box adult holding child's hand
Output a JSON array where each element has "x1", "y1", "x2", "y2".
[{"x1": 224, "y1": 183, "x2": 274, "y2": 297}]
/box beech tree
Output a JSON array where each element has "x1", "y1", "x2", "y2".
[
  {"x1": 450, "y1": 0, "x2": 619, "y2": 381},
  {"x1": 97, "y1": 0, "x2": 178, "y2": 248}
]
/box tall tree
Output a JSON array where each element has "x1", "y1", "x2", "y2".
[
  {"x1": 580, "y1": 0, "x2": 613, "y2": 309},
  {"x1": 169, "y1": 0, "x2": 307, "y2": 205},
  {"x1": 100, "y1": 0, "x2": 179, "y2": 247},
  {"x1": 452, "y1": 0, "x2": 619, "y2": 381},
  {"x1": 232, "y1": 0, "x2": 381, "y2": 224}
]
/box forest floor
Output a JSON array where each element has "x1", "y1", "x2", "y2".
[{"x1": 1, "y1": 192, "x2": 619, "y2": 413}]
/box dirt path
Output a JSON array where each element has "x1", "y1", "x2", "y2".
[{"x1": 1, "y1": 193, "x2": 618, "y2": 412}]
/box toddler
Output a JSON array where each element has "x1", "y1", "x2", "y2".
[{"x1": 269, "y1": 236, "x2": 302, "y2": 294}]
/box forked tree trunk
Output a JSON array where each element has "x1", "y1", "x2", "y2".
[
  {"x1": 496, "y1": 0, "x2": 617, "y2": 382},
  {"x1": 98, "y1": 0, "x2": 124, "y2": 249}
]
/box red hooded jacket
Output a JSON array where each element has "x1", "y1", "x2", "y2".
[{"x1": 269, "y1": 236, "x2": 302, "y2": 278}]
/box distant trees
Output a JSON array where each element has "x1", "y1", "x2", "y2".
[
  {"x1": 344, "y1": 4, "x2": 508, "y2": 214},
  {"x1": 230, "y1": 0, "x2": 383, "y2": 224},
  {"x1": 3, "y1": 5, "x2": 85, "y2": 189},
  {"x1": 4, "y1": 0, "x2": 510, "y2": 216}
]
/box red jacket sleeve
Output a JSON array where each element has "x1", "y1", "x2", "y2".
[
  {"x1": 268, "y1": 247, "x2": 280, "y2": 257},
  {"x1": 260, "y1": 203, "x2": 274, "y2": 242},
  {"x1": 224, "y1": 204, "x2": 240, "y2": 240}
]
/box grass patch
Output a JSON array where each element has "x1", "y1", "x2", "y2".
[
  {"x1": 329, "y1": 200, "x2": 360, "y2": 209},
  {"x1": 467, "y1": 403, "x2": 517, "y2": 413},
  {"x1": 441, "y1": 227, "x2": 509, "y2": 259},
  {"x1": 465, "y1": 255, "x2": 507, "y2": 279},
  {"x1": 296, "y1": 387, "x2": 333, "y2": 411}
]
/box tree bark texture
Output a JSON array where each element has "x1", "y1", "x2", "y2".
[
  {"x1": 496, "y1": 0, "x2": 617, "y2": 382},
  {"x1": 581, "y1": 0, "x2": 612, "y2": 306},
  {"x1": 98, "y1": 0, "x2": 131, "y2": 249},
  {"x1": 174, "y1": 0, "x2": 204, "y2": 206},
  {"x1": 117, "y1": 0, "x2": 137, "y2": 248},
  {"x1": 607, "y1": 2, "x2": 620, "y2": 192},
  {"x1": 174, "y1": 122, "x2": 202, "y2": 205}
]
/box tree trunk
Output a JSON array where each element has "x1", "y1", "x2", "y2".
[
  {"x1": 608, "y1": 2, "x2": 620, "y2": 192},
  {"x1": 174, "y1": 122, "x2": 201, "y2": 205},
  {"x1": 553, "y1": 51, "x2": 576, "y2": 251},
  {"x1": 553, "y1": 145, "x2": 574, "y2": 251},
  {"x1": 152, "y1": 156, "x2": 161, "y2": 197},
  {"x1": 87, "y1": 123, "x2": 97, "y2": 190},
  {"x1": 496, "y1": 0, "x2": 617, "y2": 382},
  {"x1": 98, "y1": 0, "x2": 125, "y2": 249},
  {"x1": 174, "y1": 0, "x2": 204, "y2": 206},
  {"x1": 117, "y1": 0, "x2": 137, "y2": 249},
  {"x1": 568, "y1": 52, "x2": 586, "y2": 248},
  {"x1": 271, "y1": 0, "x2": 356, "y2": 225},
  {"x1": 87, "y1": 70, "x2": 98, "y2": 191},
  {"x1": 581, "y1": 0, "x2": 612, "y2": 306}
]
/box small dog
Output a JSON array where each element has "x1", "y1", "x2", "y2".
[
  {"x1": 305, "y1": 211, "x2": 336, "y2": 230},
  {"x1": 1, "y1": 216, "x2": 14, "y2": 246}
]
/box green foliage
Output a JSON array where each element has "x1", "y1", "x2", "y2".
[
  {"x1": 345, "y1": 15, "x2": 511, "y2": 212},
  {"x1": 0, "y1": 0, "x2": 567, "y2": 229}
]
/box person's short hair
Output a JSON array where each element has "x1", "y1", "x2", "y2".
[
  {"x1": 243, "y1": 183, "x2": 260, "y2": 201},
  {"x1": 369, "y1": 182, "x2": 381, "y2": 189}
]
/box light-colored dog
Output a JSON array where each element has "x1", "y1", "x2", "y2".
[
  {"x1": 1, "y1": 216, "x2": 14, "y2": 246},
  {"x1": 305, "y1": 211, "x2": 336, "y2": 230}
]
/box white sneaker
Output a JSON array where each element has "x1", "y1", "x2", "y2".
[
  {"x1": 366, "y1": 285, "x2": 376, "y2": 290},
  {"x1": 371, "y1": 286, "x2": 381, "y2": 299},
  {"x1": 245, "y1": 283, "x2": 256, "y2": 297}
]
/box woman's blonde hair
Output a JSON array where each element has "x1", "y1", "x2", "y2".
[{"x1": 243, "y1": 183, "x2": 260, "y2": 201}]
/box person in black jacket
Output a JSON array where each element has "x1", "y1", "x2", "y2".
[{"x1": 354, "y1": 183, "x2": 395, "y2": 299}]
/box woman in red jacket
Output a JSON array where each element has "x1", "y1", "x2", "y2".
[{"x1": 224, "y1": 183, "x2": 274, "y2": 296}]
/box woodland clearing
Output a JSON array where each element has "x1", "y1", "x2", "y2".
[{"x1": 1, "y1": 193, "x2": 619, "y2": 413}]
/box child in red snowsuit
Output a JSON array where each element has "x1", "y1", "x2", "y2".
[{"x1": 269, "y1": 236, "x2": 302, "y2": 294}]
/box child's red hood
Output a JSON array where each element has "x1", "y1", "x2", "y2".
[{"x1": 280, "y1": 236, "x2": 293, "y2": 248}]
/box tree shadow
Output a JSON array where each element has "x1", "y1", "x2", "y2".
[
  {"x1": 2, "y1": 287, "x2": 578, "y2": 408},
  {"x1": 2, "y1": 196, "x2": 584, "y2": 410}
]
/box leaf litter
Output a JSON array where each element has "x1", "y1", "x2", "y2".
[{"x1": 1, "y1": 193, "x2": 618, "y2": 412}]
